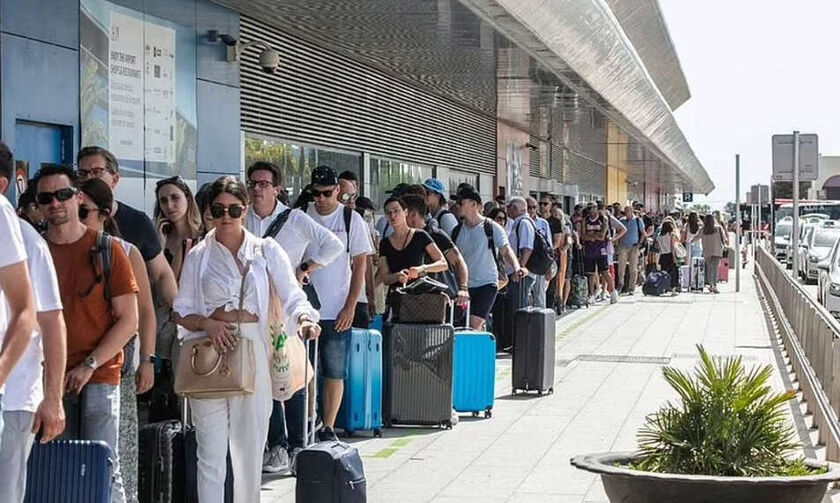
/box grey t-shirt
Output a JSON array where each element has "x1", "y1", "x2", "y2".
[{"x1": 454, "y1": 218, "x2": 510, "y2": 288}]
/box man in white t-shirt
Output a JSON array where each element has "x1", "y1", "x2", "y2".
[
  {"x1": 0, "y1": 143, "x2": 38, "y2": 456},
  {"x1": 244, "y1": 161, "x2": 344, "y2": 473},
  {"x1": 527, "y1": 196, "x2": 553, "y2": 308},
  {"x1": 306, "y1": 166, "x2": 373, "y2": 441},
  {"x1": 0, "y1": 220, "x2": 66, "y2": 502}
]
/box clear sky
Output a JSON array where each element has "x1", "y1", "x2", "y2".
[{"x1": 658, "y1": 0, "x2": 840, "y2": 208}]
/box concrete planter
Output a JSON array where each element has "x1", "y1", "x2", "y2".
[{"x1": 571, "y1": 452, "x2": 840, "y2": 503}]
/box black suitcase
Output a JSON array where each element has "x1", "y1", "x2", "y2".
[
  {"x1": 296, "y1": 338, "x2": 368, "y2": 503},
  {"x1": 139, "y1": 411, "x2": 233, "y2": 503},
  {"x1": 384, "y1": 323, "x2": 455, "y2": 428},
  {"x1": 25, "y1": 440, "x2": 112, "y2": 503},
  {"x1": 512, "y1": 306, "x2": 556, "y2": 395}
]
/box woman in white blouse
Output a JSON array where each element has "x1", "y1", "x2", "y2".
[{"x1": 174, "y1": 176, "x2": 320, "y2": 503}]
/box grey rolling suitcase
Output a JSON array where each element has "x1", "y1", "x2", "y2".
[
  {"x1": 384, "y1": 323, "x2": 455, "y2": 428},
  {"x1": 512, "y1": 306, "x2": 556, "y2": 395}
]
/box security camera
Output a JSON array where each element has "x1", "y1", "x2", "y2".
[{"x1": 258, "y1": 48, "x2": 280, "y2": 74}]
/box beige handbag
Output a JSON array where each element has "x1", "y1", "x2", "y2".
[{"x1": 175, "y1": 261, "x2": 256, "y2": 399}]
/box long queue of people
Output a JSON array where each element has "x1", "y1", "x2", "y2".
[{"x1": 0, "y1": 139, "x2": 734, "y2": 503}]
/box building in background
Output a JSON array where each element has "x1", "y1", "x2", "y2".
[
  {"x1": 0, "y1": 0, "x2": 712, "y2": 214},
  {"x1": 809, "y1": 155, "x2": 840, "y2": 200}
]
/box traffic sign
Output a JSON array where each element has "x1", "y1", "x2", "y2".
[
  {"x1": 772, "y1": 134, "x2": 818, "y2": 181},
  {"x1": 682, "y1": 192, "x2": 693, "y2": 203}
]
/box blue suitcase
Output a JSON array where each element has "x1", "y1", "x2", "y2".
[
  {"x1": 336, "y1": 328, "x2": 384, "y2": 437},
  {"x1": 25, "y1": 440, "x2": 112, "y2": 503},
  {"x1": 371, "y1": 314, "x2": 384, "y2": 333},
  {"x1": 453, "y1": 329, "x2": 496, "y2": 417}
]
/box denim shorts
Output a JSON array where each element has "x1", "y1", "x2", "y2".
[{"x1": 317, "y1": 320, "x2": 350, "y2": 380}]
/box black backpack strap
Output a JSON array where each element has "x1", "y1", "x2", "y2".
[
  {"x1": 343, "y1": 206, "x2": 353, "y2": 253},
  {"x1": 483, "y1": 219, "x2": 496, "y2": 257},
  {"x1": 436, "y1": 209, "x2": 452, "y2": 227},
  {"x1": 95, "y1": 231, "x2": 113, "y2": 301},
  {"x1": 262, "y1": 208, "x2": 293, "y2": 239},
  {"x1": 451, "y1": 222, "x2": 463, "y2": 245}
]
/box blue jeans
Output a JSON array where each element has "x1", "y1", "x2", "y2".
[
  {"x1": 61, "y1": 383, "x2": 125, "y2": 503},
  {"x1": 266, "y1": 388, "x2": 307, "y2": 452}
]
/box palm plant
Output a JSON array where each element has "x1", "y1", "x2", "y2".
[{"x1": 634, "y1": 345, "x2": 814, "y2": 477}]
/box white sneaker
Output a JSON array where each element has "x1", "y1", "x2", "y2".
[
  {"x1": 610, "y1": 290, "x2": 618, "y2": 304},
  {"x1": 262, "y1": 446, "x2": 291, "y2": 474},
  {"x1": 589, "y1": 295, "x2": 596, "y2": 305},
  {"x1": 290, "y1": 447, "x2": 303, "y2": 477}
]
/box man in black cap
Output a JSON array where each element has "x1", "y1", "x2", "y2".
[{"x1": 305, "y1": 166, "x2": 373, "y2": 441}]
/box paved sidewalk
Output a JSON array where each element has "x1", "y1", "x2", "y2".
[{"x1": 260, "y1": 271, "x2": 813, "y2": 502}]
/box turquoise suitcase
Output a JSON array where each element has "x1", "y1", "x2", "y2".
[
  {"x1": 336, "y1": 328, "x2": 383, "y2": 437},
  {"x1": 453, "y1": 324, "x2": 496, "y2": 417}
]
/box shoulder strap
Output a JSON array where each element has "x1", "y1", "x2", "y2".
[
  {"x1": 262, "y1": 208, "x2": 293, "y2": 239},
  {"x1": 483, "y1": 219, "x2": 497, "y2": 257},
  {"x1": 451, "y1": 222, "x2": 463, "y2": 245},
  {"x1": 436, "y1": 209, "x2": 451, "y2": 225},
  {"x1": 95, "y1": 231, "x2": 113, "y2": 301},
  {"x1": 343, "y1": 206, "x2": 353, "y2": 253}
]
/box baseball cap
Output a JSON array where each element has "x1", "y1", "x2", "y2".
[
  {"x1": 311, "y1": 165, "x2": 338, "y2": 186},
  {"x1": 456, "y1": 185, "x2": 481, "y2": 205},
  {"x1": 423, "y1": 178, "x2": 447, "y2": 200}
]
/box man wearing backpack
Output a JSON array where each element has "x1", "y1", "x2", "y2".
[
  {"x1": 423, "y1": 178, "x2": 458, "y2": 237},
  {"x1": 453, "y1": 186, "x2": 525, "y2": 330},
  {"x1": 244, "y1": 161, "x2": 344, "y2": 474},
  {"x1": 306, "y1": 166, "x2": 373, "y2": 442},
  {"x1": 527, "y1": 196, "x2": 555, "y2": 308},
  {"x1": 617, "y1": 205, "x2": 646, "y2": 295},
  {"x1": 37, "y1": 164, "x2": 138, "y2": 503},
  {"x1": 506, "y1": 197, "x2": 537, "y2": 312}
]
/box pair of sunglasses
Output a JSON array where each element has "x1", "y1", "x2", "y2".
[
  {"x1": 210, "y1": 204, "x2": 244, "y2": 219},
  {"x1": 340, "y1": 192, "x2": 357, "y2": 204},
  {"x1": 78, "y1": 205, "x2": 101, "y2": 220},
  {"x1": 36, "y1": 187, "x2": 78, "y2": 205},
  {"x1": 156, "y1": 175, "x2": 188, "y2": 190},
  {"x1": 312, "y1": 188, "x2": 334, "y2": 198}
]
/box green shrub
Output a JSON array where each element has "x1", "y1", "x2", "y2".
[{"x1": 633, "y1": 345, "x2": 815, "y2": 477}]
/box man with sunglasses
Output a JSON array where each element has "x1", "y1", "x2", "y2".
[
  {"x1": 36, "y1": 164, "x2": 138, "y2": 503},
  {"x1": 0, "y1": 145, "x2": 67, "y2": 503},
  {"x1": 77, "y1": 146, "x2": 177, "y2": 310},
  {"x1": 243, "y1": 161, "x2": 344, "y2": 473},
  {"x1": 306, "y1": 166, "x2": 373, "y2": 442},
  {"x1": 338, "y1": 170, "x2": 359, "y2": 209}
]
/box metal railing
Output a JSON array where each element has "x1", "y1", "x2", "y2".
[{"x1": 755, "y1": 246, "x2": 840, "y2": 460}]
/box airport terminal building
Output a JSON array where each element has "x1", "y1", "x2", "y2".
[{"x1": 1, "y1": 0, "x2": 712, "y2": 212}]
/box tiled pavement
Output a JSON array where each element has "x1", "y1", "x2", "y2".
[{"x1": 261, "y1": 268, "x2": 830, "y2": 502}]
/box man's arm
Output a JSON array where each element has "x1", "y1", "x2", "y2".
[
  {"x1": 129, "y1": 248, "x2": 156, "y2": 394},
  {"x1": 0, "y1": 262, "x2": 36, "y2": 388},
  {"x1": 32, "y1": 309, "x2": 66, "y2": 442},
  {"x1": 336, "y1": 254, "x2": 367, "y2": 332},
  {"x1": 147, "y1": 252, "x2": 178, "y2": 306}
]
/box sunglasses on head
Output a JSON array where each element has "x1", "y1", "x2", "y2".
[
  {"x1": 209, "y1": 204, "x2": 244, "y2": 219},
  {"x1": 312, "y1": 188, "x2": 334, "y2": 198},
  {"x1": 36, "y1": 187, "x2": 78, "y2": 205},
  {"x1": 156, "y1": 175, "x2": 188, "y2": 190},
  {"x1": 339, "y1": 192, "x2": 358, "y2": 204}
]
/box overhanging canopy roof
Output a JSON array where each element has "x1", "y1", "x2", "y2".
[{"x1": 459, "y1": 0, "x2": 714, "y2": 194}]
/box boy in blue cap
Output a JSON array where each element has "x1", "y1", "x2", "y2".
[{"x1": 423, "y1": 178, "x2": 458, "y2": 237}]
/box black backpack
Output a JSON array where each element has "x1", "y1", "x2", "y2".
[{"x1": 515, "y1": 218, "x2": 554, "y2": 276}]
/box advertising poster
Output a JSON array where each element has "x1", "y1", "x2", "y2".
[
  {"x1": 80, "y1": 0, "x2": 196, "y2": 182},
  {"x1": 108, "y1": 11, "x2": 144, "y2": 161}
]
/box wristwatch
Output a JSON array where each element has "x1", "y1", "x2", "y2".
[
  {"x1": 83, "y1": 355, "x2": 98, "y2": 371},
  {"x1": 141, "y1": 354, "x2": 155, "y2": 364}
]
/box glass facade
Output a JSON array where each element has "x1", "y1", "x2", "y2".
[
  {"x1": 448, "y1": 169, "x2": 480, "y2": 198},
  {"x1": 369, "y1": 157, "x2": 433, "y2": 210},
  {"x1": 244, "y1": 135, "x2": 361, "y2": 203}
]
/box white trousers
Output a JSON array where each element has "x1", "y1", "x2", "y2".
[
  {"x1": 191, "y1": 323, "x2": 272, "y2": 503},
  {"x1": 0, "y1": 410, "x2": 35, "y2": 503}
]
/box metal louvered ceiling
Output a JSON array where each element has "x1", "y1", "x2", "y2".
[{"x1": 240, "y1": 15, "x2": 496, "y2": 175}]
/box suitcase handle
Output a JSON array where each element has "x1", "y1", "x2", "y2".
[{"x1": 303, "y1": 336, "x2": 319, "y2": 447}]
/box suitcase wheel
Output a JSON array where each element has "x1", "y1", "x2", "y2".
[
  {"x1": 471, "y1": 411, "x2": 478, "y2": 418},
  {"x1": 484, "y1": 410, "x2": 492, "y2": 419},
  {"x1": 443, "y1": 421, "x2": 453, "y2": 430},
  {"x1": 374, "y1": 429, "x2": 383, "y2": 438},
  {"x1": 549, "y1": 387, "x2": 554, "y2": 394},
  {"x1": 537, "y1": 390, "x2": 543, "y2": 396}
]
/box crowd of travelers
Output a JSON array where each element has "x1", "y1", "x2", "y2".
[{"x1": 0, "y1": 140, "x2": 735, "y2": 503}]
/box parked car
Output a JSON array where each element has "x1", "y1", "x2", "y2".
[
  {"x1": 803, "y1": 226, "x2": 840, "y2": 283},
  {"x1": 787, "y1": 222, "x2": 815, "y2": 269},
  {"x1": 774, "y1": 218, "x2": 793, "y2": 261},
  {"x1": 818, "y1": 239, "x2": 840, "y2": 319}
]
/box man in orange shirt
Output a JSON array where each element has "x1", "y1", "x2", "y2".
[{"x1": 36, "y1": 165, "x2": 138, "y2": 503}]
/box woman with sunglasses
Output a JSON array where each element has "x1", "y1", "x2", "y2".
[
  {"x1": 374, "y1": 196, "x2": 448, "y2": 318},
  {"x1": 174, "y1": 176, "x2": 320, "y2": 503},
  {"x1": 77, "y1": 178, "x2": 156, "y2": 502}
]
